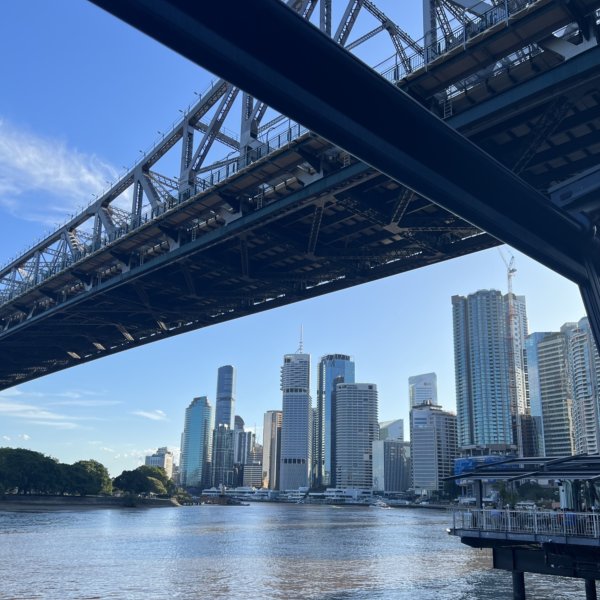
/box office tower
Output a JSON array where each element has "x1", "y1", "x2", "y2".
[
  {"x1": 372, "y1": 439, "x2": 410, "y2": 492},
  {"x1": 568, "y1": 317, "x2": 600, "y2": 455},
  {"x1": 144, "y1": 447, "x2": 174, "y2": 479},
  {"x1": 335, "y1": 383, "x2": 378, "y2": 489},
  {"x1": 410, "y1": 402, "x2": 457, "y2": 497},
  {"x1": 234, "y1": 429, "x2": 256, "y2": 465},
  {"x1": 262, "y1": 410, "x2": 282, "y2": 489},
  {"x1": 379, "y1": 419, "x2": 404, "y2": 441},
  {"x1": 452, "y1": 289, "x2": 528, "y2": 454},
  {"x1": 279, "y1": 351, "x2": 312, "y2": 490},
  {"x1": 408, "y1": 373, "x2": 438, "y2": 409},
  {"x1": 536, "y1": 329, "x2": 575, "y2": 456},
  {"x1": 316, "y1": 354, "x2": 355, "y2": 487},
  {"x1": 211, "y1": 424, "x2": 236, "y2": 488},
  {"x1": 215, "y1": 365, "x2": 236, "y2": 428},
  {"x1": 312, "y1": 406, "x2": 319, "y2": 487},
  {"x1": 180, "y1": 396, "x2": 214, "y2": 488},
  {"x1": 243, "y1": 464, "x2": 263, "y2": 487},
  {"x1": 234, "y1": 415, "x2": 245, "y2": 430},
  {"x1": 525, "y1": 331, "x2": 553, "y2": 456}
]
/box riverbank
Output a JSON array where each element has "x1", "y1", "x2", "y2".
[{"x1": 0, "y1": 494, "x2": 179, "y2": 511}]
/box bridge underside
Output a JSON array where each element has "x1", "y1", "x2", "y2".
[
  {"x1": 0, "y1": 134, "x2": 493, "y2": 387},
  {"x1": 3, "y1": 0, "x2": 600, "y2": 387}
]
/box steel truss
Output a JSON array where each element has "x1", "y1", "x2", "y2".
[{"x1": 2, "y1": 0, "x2": 600, "y2": 385}]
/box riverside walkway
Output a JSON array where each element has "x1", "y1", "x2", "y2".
[{"x1": 448, "y1": 454, "x2": 600, "y2": 599}]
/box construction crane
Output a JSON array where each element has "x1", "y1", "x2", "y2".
[
  {"x1": 498, "y1": 248, "x2": 517, "y2": 298},
  {"x1": 498, "y1": 248, "x2": 523, "y2": 456}
]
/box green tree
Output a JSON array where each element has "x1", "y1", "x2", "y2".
[
  {"x1": 113, "y1": 466, "x2": 173, "y2": 496},
  {"x1": 0, "y1": 448, "x2": 60, "y2": 494},
  {"x1": 72, "y1": 460, "x2": 113, "y2": 495},
  {"x1": 136, "y1": 465, "x2": 174, "y2": 494}
]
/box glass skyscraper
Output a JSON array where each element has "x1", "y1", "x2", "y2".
[
  {"x1": 215, "y1": 365, "x2": 236, "y2": 428},
  {"x1": 452, "y1": 289, "x2": 528, "y2": 454},
  {"x1": 316, "y1": 354, "x2": 355, "y2": 487},
  {"x1": 180, "y1": 396, "x2": 214, "y2": 488},
  {"x1": 525, "y1": 331, "x2": 552, "y2": 456},
  {"x1": 279, "y1": 352, "x2": 312, "y2": 490},
  {"x1": 211, "y1": 424, "x2": 235, "y2": 488}
]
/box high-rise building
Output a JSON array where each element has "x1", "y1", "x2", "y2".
[
  {"x1": 262, "y1": 410, "x2": 282, "y2": 489},
  {"x1": 372, "y1": 439, "x2": 410, "y2": 492},
  {"x1": 408, "y1": 373, "x2": 438, "y2": 409},
  {"x1": 525, "y1": 331, "x2": 552, "y2": 456},
  {"x1": 279, "y1": 352, "x2": 312, "y2": 490},
  {"x1": 536, "y1": 329, "x2": 575, "y2": 457},
  {"x1": 316, "y1": 354, "x2": 355, "y2": 487},
  {"x1": 379, "y1": 419, "x2": 404, "y2": 441},
  {"x1": 335, "y1": 383, "x2": 378, "y2": 489},
  {"x1": 243, "y1": 464, "x2": 263, "y2": 487},
  {"x1": 215, "y1": 365, "x2": 236, "y2": 428},
  {"x1": 452, "y1": 289, "x2": 528, "y2": 454},
  {"x1": 211, "y1": 424, "x2": 236, "y2": 488},
  {"x1": 568, "y1": 318, "x2": 600, "y2": 455},
  {"x1": 144, "y1": 447, "x2": 174, "y2": 480},
  {"x1": 180, "y1": 396, "x2": 214, "y2": 488},
  {"x1": 410, "y1": 402, "x2": 457, "y2": 497},
  {"x1": 234, "y1": 429, "x2": 255, "y2": 466}
]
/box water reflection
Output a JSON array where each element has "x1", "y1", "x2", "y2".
[{"x1": 0, "y1": 505, "x2": 585, "y2": 599}]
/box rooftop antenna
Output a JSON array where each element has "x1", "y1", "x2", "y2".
[{"x1": 297, "y1": 324, "x2": 304, "y2": 353}]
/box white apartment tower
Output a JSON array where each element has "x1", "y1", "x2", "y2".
[
  {"x1": 537, "y1": 329, "x2": 575, "y2": 457},
  {"x1": 452, "y1": 290, "x2": 528, "y2": 453},
  {"x1": 335, "y1": 383, "x2": 379, "y2": 489},
  {"x1": 145, "y1": 447, "x2": 174, "y2": 480},
  {"x1": 279, "y1": 352, "x2": 312, "y2": 490},
  {"x1": 410, "y1": 402, "x2": 457, "y2": 496},
  {"x1": 568, "y1": 318, "x2": 600, "y2": 455}
]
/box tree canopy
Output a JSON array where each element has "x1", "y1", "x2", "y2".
[
  {"x1": 0, "y1": 448, "x2": 112, "y2": 496},
  {"x1": 113, "y1": 465, "x2": 173, "y2": 496}
]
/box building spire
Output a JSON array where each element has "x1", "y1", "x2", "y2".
[{"x1": 297, "y1": 324, "x2": 304, "y2": 353}]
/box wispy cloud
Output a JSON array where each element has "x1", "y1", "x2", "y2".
[
  {"x1": 132, "y1": 410, "x2": 167, "y2": 421},
  {"x1": 28, "y1": 421, "x2": 81, "y2": 430},
  {"x1": 0, "y1": 398, "x2": 88, "y2": 429},
  {"x1": 0, "y1": 118, "x2": 122, "y2": 225},
  {"x1": 1, "y1": 387, "x2": 117, "y2": 408},
  {"x1": 49, "y1": 399, "x2": 121, "y2": 408}
]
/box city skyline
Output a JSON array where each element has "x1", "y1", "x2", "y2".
[{"x1": 0, "y1": 1, "x2": 588, "y2": 476}]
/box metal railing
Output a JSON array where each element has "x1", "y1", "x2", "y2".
[
  {"x1": 452, "y1": 508, "x2": 600, "y2": 539},
  {"x1": 377, "y1": 0, "x2": 536, "y2": 84},
  {"x1": 0, "y1": 122, "x2": 310, "y2": 310}
]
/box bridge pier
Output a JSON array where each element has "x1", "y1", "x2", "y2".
[
  {"x1": 512, "y1": 571, "x2": 526, "y2": 600},
  {"x1": 586, "y1": 579, "x2": 597, "y2": 600}
]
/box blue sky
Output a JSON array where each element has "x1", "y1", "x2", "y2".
[{"x1": 0, "y1": 2, "x2": 586, "y2": 476}]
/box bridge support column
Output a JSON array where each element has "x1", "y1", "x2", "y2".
[
  {"x1": 512, "y1": 571, "x2": 526, "y2": 600},
  {"x1": 586, "y1": 579, "x2": 597, "y2": 600}
]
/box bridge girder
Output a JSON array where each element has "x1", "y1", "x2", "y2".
[{"x1": 3, "y1": 0, "x2": 600, "y2": 385}]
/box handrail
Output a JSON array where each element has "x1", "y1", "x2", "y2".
[{"x1": 452, "y1": 508, "x2": 600, "y2": 539}]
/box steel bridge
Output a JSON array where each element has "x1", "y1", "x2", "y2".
[{"x1": 2, "y1": 0, "x2": 600, "y2": 388}]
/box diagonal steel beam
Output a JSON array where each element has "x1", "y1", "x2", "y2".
[{"x1": 88, "y1": 0, "x2": 596, "y2": 287}]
